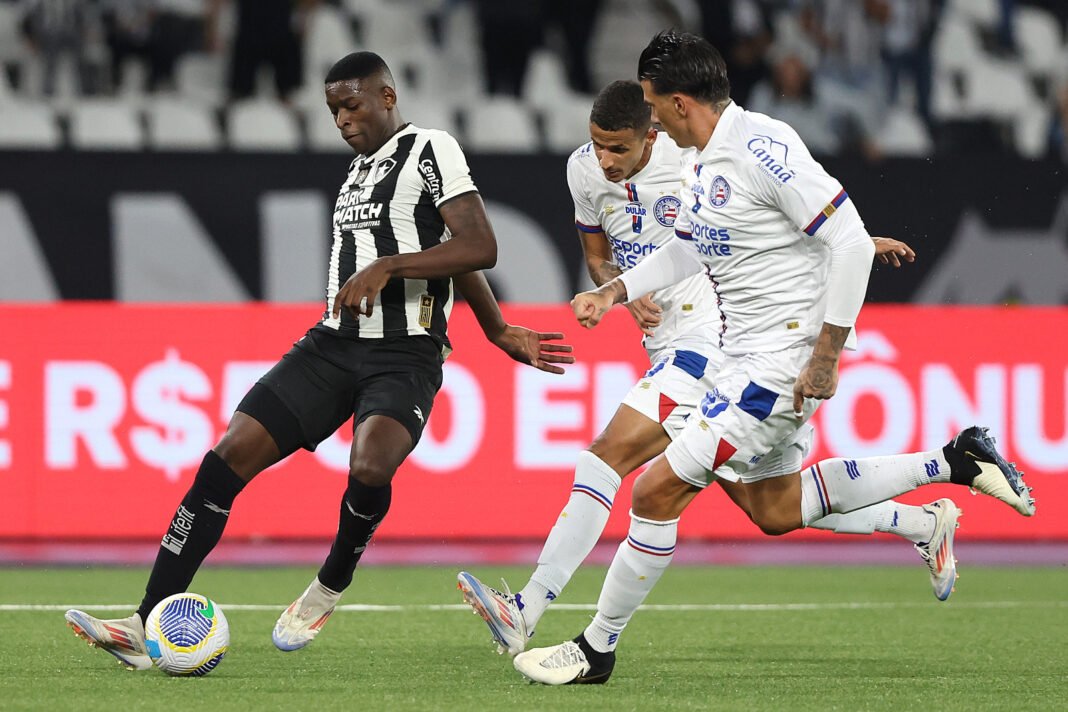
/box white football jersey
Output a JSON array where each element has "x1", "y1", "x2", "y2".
[
  {"x1": 674, "y1": 102, "x2": 854, "y2": 355},
  {"x1": 567, "y1": 132, "x2": 721, "y2": 356}
]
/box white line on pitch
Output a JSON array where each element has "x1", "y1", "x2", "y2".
[{"x1": 3, "y1": 601, "x2": 1064, "y2": 613}]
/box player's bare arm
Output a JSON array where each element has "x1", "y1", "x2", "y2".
[
  {"x1": 571, "y1": 279, "x2": 628, "y2": 329},
  {"x1": 579, "y1": 229, "x2": 661, "y2": 336},
  {"x1": 792, "y1": 323, "x2": 851, "y2": 414},
  {"x1": 871, "y1": 236, "x2": 916, "y2": 267},
  {"x1": 332, "y1": 192, "x2": 497, "y2": 319},
  {"x1": 454, "y1": 271, "x2": 574, "y2": 375}
]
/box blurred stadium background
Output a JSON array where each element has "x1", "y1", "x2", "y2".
[{"x1": 1, "y1": 0, "x2": 1066, "y2": 566}]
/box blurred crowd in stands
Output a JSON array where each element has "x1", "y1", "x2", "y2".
[{"x1": 1, "y1": 0, "x2": 1066, "y2": 160}]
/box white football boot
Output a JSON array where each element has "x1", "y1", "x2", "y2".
[
  {"x1": 947, "y1": 426, "x2": 1035, "y2": 516},
  {"x1": 64, "y1": 610, "x2": 153, "y2": 671},
  {"x1": 513, "y1": 634, "x2": 615, "y2": 685},
  {"x1": 457, "y1": 571, "x2": 530, "y2": 655},
  {"x1": 272, "y1": 577, "x2": 342, "y2": 651},
  {"x1": 914, "y1": 498, "x2": 961, "y2": 601}
]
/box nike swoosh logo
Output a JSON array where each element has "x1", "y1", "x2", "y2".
[
  {"x1": 345, "y1": 499, "x2": 376, "y2": 521},
  {"x1": 200, "y1": 599, "x2": 215, "y2": 621},
  {"x1": 573, "y1": 670, "x2": 612, "y2": 684}
]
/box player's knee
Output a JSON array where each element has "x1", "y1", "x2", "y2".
[
  {"x1": 750, "y1": 512, "x2": 795, "y2": 537},
  {"x1": 348, "y1": 457, "x2": 397, "y2": 488}
]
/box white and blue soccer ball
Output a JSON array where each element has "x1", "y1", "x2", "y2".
[{"x1": 144, "y1": 593, "x2": 229, "y2": 676}]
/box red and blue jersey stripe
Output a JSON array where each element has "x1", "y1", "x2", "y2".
[{"x1": 803, "y1": 189, "x2": 849, "y2": 236}]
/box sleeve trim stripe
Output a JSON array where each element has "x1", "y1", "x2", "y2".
[
  {"x1": 435, "y1": 188, "x2": 480, "y2": 209},
  {"x1": 575, "y1": 220, "x2": 603, "y2": 233},
  {"x1": 803, "y1": 189, "x2": 849, "y2": 236},
  {"x1": 675, "y1": 229, "x2": 694, "y2": 241}
]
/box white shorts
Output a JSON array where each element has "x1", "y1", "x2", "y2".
[
  {"x1": 621, "y1": 345, "x2": 725, "y2": 439},
  {"x1": 664, "y1": 345, "x2": 819, "y2": 487}
]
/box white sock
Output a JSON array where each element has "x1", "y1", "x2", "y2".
[
  {"x1": 583, "y1": 511, "x2": 677, "y2": 653},
  {"x1": 808, "y1": 501, "x2": 936, "y2": 543},
  {"x1": 799, "y1": 449, "x2": 950, "y2": 525},
  {"x1": 520, "y1": 451, "x2": 621, "y2": 631}
]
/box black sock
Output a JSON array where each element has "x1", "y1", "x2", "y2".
[
  {"x1": 317, "y1": 478, "x2": 391, "y2": 592},
  {"x1": 136, "y1": 451, "x2": 247, "y2": 623},
  {"x1": 943, "y1": 444, "x2": 981, "y2": 485}
]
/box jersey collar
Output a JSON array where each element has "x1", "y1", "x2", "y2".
[
  {"x1": 697, "y1": 100, "x2": 740, "y2": 162},
  {"x1": 363, "y1": 123, "x2": 417, "y2": 161}
]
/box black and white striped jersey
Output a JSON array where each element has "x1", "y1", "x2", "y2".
[{"x1": 320, "y1": 124, "x2": 478, "y2": 345}]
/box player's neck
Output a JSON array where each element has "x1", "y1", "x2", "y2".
[
  {"x1": 365, "y1": 118, "x2": 409, "y2": 155},
  {"x1": 693, "y1": 111, "x2": 723, "y2": 152},
  {"x1": 625, "y1": 139, "x2": 655, "y2": 180}
]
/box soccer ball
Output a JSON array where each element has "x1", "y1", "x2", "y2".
[{"x1": 144, "y1": 593, "x2": 229, "y2": 676}]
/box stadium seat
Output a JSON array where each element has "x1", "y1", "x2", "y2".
[
  {"x1": 523, "y1": 49, "x2": 572, "y2": 110},
  {"x1": 69, "y1": 100, "x2": 144, "y2": 150},
  {"x1": 0, "y1": 100, "x2": 62, "y2": 148},
  {"x1": 401, "y1": 96, "x2": 463, "y2": 142},
  {"x1": 145, "y1": 99, "x2": 223, "y2": 151},
  {"x1": 876, "y1": 107, "x2": 933, "y2": 157},
  {"x1": 932, "y1": 14, "x2": 983, "y2": 73},
  {"x1": 226, "y1": 98, "x2": 302, "y2": 151},
  {"x1": 963, "y1": 58, "x2": 1035, "y2": 119},
  {"x1": 463, "y1": 97, "x2": 539, "y2": 153},
  {"x1": 543, "y1": 94, "x2": 596, "y2": 153},
  {"x1": 303, "y1": 3, "x2": 358, "y2": 91},
  {"x1": 176, "y1": 53, "x2": 226, "y2": 107},
  {"x1": 1015, "y1": 6, "x2": 1063, "y2": 75},
  {"x1": 1013, "y1": 102, "x2": 1052, "y2": 159},
  {"x1": 947, "y1": 0, "x2": 999, "y2": 26},
  {"x1": 353, "y1": 3, "x2": 434, "y2": 58}
]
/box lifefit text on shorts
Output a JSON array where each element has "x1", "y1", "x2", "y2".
[{"x1": 161, "y1": 504, "x2": 195, "y2": 555}]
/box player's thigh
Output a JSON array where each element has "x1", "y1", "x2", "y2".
[
  {"x1": 239, "y1": 330, "x2": 362, "y2": 456},
  {"x1": 588, "y1": 404, "x2": 671, "y2": 476},
  {"x1": 212, "y1": 411, "x2": 283, "y2": 481},
  {"x1": 349, "y1": 336, "x2": 444, "y2": 481}
]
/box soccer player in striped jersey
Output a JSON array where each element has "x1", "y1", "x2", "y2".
[
  {"x1": 458, "y1": 80, "x2": 959, "y2": 660},
  {"x1": 63, "y1": 51, "x2": 574, "y2": 671},
  {"x1": 514, "y1": 32, "x2": 1035, "y2": 685}
]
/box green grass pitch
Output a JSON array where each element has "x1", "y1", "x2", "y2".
[{"x1": 2, "y1": 564, "x2": 1065, "y2": 711}]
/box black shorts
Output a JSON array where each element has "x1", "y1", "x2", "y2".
[{"x1": 237, "y1": 327, "x2": 444, "y2": 457}]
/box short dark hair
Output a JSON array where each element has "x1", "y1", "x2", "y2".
[
  {"x1": 589, "y1": 80, "x2": 651, "y2": 133},
  {"x1": 325, "y1": 51, "x2": 394, "y2": 85},
  {"x1": 637, "y1": 30, "x2": 730, "y2": 106}
]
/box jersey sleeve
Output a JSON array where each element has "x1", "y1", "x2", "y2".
[
  {"x1": 566, "y1": 150, "x2": 602, "y2": 233},
  {"x1": 418, "y1": 131, "x2": 479, "y2": 208},
  {"x1": 747, "y1": 129, "x2": 847, "y2": 238}
]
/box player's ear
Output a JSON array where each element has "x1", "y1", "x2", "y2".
[
  {"x1": 645, "y1": 126, "x2": 657, "y2": 144},
  {"x1": 382, "y1": 85, "x2": 397, "y2": 110},
  {"x1": 673, "y1": 94, "x2": 686, "y2": 117}
]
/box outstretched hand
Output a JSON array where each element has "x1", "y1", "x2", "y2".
[
  {"x1": 872, "y1": 236, "x2": 916, "y2": 267},
  {"x1": 491, "y1": 325, "x2": 575, "y2": 374}
]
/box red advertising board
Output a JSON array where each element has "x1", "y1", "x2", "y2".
[{"x1": 0, "y1": 304, "x2": 1064, "y2": 543}]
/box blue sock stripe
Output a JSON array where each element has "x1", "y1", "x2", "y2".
[
  {"x1": 572, "y1": 484, "x2": 613, "y2": 508},
  {"x1": 627, "y1": 536, "x2": 675, "y2": 556},
  {"x1": 809, "y1": 465, "x2": 830, "y2": 517}
]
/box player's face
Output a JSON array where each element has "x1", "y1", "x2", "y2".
[
  {"x1": 641, "y1": 79, "x2": 691, "y2": 148},
  {"x1": 589, "y1": 123, "x2": 656, "y2": 183},
  {"x1": 326, "y1": 79, "x2": 395, "y2": 155}
]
